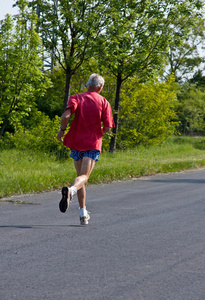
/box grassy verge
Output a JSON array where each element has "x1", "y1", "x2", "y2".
[{"x1": 1, "y1": 136, "x2": 205, "y2": 199}]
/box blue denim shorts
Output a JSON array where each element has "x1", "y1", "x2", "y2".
[{"x1": 70, "y1": 149, "x2": 100, "y2": 161}]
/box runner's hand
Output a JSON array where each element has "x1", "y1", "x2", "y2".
[{"x1": 57, "y1": 131, "x2": 64, "y2": 142}]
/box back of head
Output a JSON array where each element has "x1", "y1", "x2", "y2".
[{"x1": 86, "y1": 74, "x2": 105, "y2": 91}]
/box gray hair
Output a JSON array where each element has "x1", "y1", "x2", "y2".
[{"x1": 86, "y1": 73, "x2": 105, "y2": 88}]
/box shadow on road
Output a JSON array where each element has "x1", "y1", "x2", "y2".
[
  {"x1": 150, "y1": 179, "x2": 205, "y2": 184},
  {"x1": 0, "y1": 225, "x2": 82, "y2": 229}
]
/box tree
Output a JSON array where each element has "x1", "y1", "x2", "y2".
[
  {"x1": 99, "y1": 0, "x2": 175, "y2": 151},
  {"x1": 98, "y1": 0, "x2": 205, "y2": 152},
  {"x1": 165, "y1": 1, "x2": 205, "y2": 82},
  {"x1": 35, "y1": 67, "x2": 65, "y2": 118},
  {"x1": 0, "y1": 0, "x2": 50, "y2": 138},
  {"x1": 29, "y1": 0, "x2": 109, "y2": 111},
  {"x1": 189, "y1": 70, "x2": 205, "y2": 89}
]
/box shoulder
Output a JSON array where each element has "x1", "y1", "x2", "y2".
[
  {"x1": 68, "y1": 92, "x2": 85, "y2": 103},
  {"x1": 70, "y1": 92, "x2": 90, "y2": 100},
  {"x1": 101, "y1": 96, "x2": 111, "y2": 108}
]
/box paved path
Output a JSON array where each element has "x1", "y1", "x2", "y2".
[{"x1": 1, "y1": 169, "x2": 205, "y2": 300}]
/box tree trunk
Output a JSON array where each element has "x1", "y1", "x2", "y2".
[
  {"x1": 109, "y1": 73, "x2": 122, "y2": 153},
  {"x1": 0, "y1": 118, "x2": 9, "y2": 139},
  {"x1": 63, "y1": 68, "x2": 72, "y2": 112}
]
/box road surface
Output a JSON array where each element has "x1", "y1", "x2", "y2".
[{"x1": 1, "y1": 169, "x2": 205, "y2": 300}]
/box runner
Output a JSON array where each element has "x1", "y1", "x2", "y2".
[{"x1": 57, "y1": 73, "x2": 114, "y2": 225}]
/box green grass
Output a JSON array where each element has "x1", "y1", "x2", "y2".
[{"x1": 1, "y1": 136, "x2": 205, "y2": 199}]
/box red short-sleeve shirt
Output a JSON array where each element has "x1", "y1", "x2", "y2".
[{"x1": 63, "y1": 91, "x2": 114, "y2": 152}]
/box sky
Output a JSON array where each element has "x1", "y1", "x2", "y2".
[{"x1": 0, "y1": 0, "x2": 19, "y2": 20}]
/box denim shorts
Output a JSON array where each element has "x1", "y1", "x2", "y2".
[{"x1": 70, "y1": 149, "x2": 100, "y2": 161}]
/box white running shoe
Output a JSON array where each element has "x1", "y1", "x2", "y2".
[{"x1": 80, "y1": 211, "x2": 90, "y2": 225}]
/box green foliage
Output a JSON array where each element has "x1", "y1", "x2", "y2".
[
  {"x1": 4, "y1": 109, "x2": 70, "y2": 158},
  {"x1": 189, "y1": 70, "x2": 205, "y2": 89},
  {"x1": 1, "y1": 0, "x2": 205, "y2": 155},
  {"x1": 0, "y1": 3, "x2": 51, "y2": 137},
  {"x1": 29, "y1": 0, "x2": 109, "y2": 110},
  {"x1": 176, "y1": 83, "x2": 205, "y2": 135},
  {"x1": 165, "y1": 0, "x2": 205, "y2": 81},
  {"x1": 102, "y1": 130, "x2": 114, "y2": 152},
  {"x1": 118, "y1": 77, "x2": 179, "y2": 148},
  {"x1": 96, "y1": 0, "x2": 205, "y2": 151},
  {"x1": 36, "y1": 68, "x2": 65, "y2": 118},
  {"x1": 102, "y1": 0, "x2": 170, "y2": 81}
]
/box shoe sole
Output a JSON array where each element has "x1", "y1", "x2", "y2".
[
  {"x1": 59, "y1": 187, "x2": 69, "y2": 213},
  {"x1": 80, "y1": 215, "x2": 90, "y2": 225}
]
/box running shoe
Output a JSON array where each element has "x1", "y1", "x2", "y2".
[
  {"x1": 59, "y1": 187, "x2": 72, "y2": 213},
  {"x1": 80, "y1": 211, "x2": 90, "y2": 225}
]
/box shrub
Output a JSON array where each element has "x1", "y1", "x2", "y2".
[
  {"x1": 5, "y1": 110, "x2": 70, "y2": 158},
  {"x1": 117, "y1": 77, "x2": 179, "y2": 148}
]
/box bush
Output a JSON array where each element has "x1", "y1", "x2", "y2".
[
  {"x1": 117, "y1": 77, "x2": 179, "y2": 149},
  {"x1": 4, "y1": 110, "x2": 70, "y2": 159},
  {"x1": 176, "y1": 83, "x2": 205, "y2": 135}
]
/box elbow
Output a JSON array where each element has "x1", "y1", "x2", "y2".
[
  {"x1": 62, "y1": 108, "x2": 71, "y2": 121},
  {"x1": 103, "y1": 127, "x2": 111, "y2": 134}
]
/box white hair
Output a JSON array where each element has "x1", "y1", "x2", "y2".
[{"x1": 86, "y1": 73, "x2": 105, "y2": 88}]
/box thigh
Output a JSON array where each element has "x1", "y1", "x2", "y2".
[
  {"x1": 74, "y1": 157, "x2": 96, "y2": 177},
  {"x1": 73, "y1": 159, "x2": 83, "y2": 176}
]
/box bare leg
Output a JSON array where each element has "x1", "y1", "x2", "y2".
[{"x1": 73, "y1": 157, "x2": 95, "y2": 208}]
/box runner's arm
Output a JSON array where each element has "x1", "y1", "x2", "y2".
[{"x1": 57, "y1": 109, "x2": 72, "y2": 141}]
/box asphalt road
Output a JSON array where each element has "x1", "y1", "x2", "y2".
[{"x1": 1, "y1": 169, "x2": 205, "y2": 300}]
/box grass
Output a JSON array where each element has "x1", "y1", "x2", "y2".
[{"x1": 1, "y1": 136, "x2": 205, "y2": 199}]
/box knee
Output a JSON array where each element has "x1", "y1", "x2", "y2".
[{"x1": 81, "y1": 174, "x2": 89, "y2": 184}]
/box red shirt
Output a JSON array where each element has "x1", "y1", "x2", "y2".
[{"x1": 63, "y1": 91, "x2": 114, "y2": 152}]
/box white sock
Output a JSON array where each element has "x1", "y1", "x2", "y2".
[
  {"x1": 79, "y1": 207, "x2": 87, "y2": 217},
  {"x1": 70, "y1": 186, "x2": 77, "y2": 197}
]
